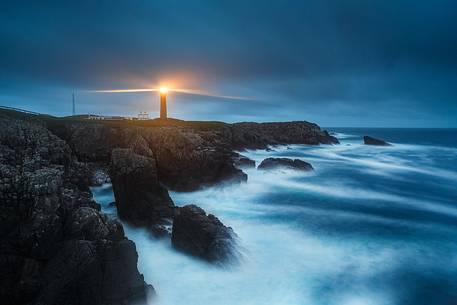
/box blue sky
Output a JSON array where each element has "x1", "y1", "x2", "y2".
[{"x1": 1, "y1": 0, "x2": 456, "y2": 127}]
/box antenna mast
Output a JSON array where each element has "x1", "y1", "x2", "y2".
[{"x1": 72, "y1": 91, "x2": 75, "y2": 116}]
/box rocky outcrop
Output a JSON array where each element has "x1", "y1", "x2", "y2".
[
  {"x1": 171, "y1": 205, "x2": 238, "y2": 263},
  {"x1": 45, "y1": 118, "x2": 336, "y2": 191},
  {"x1": 363, "y1": 136, "x2": 392, "y2": 146},
  {"x1": 0, "y1": 115, "x2": 152, "y2": 305},
  {"x1": 226, "y1": 121, "x2": 339, "y2": 149},
  {"x1": 110, "y1": 148, "x2": 175, "y2": 236},
  {"x1": 142, "y1": 127, "x2": 247, "y2": 191},
  {"x1": 258, "y1": 157, "x2": 314, "y2": 171}
]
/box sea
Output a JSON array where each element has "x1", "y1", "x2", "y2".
[{"x1": 91, "y1": 128, "x2": 457, "y2": 305}]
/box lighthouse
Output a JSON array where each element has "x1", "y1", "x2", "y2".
[{"x1": 159, "y1": 87, "x2": 168, "y2": 119}]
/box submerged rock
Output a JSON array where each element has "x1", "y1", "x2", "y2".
[
  {"x1": 171, "y1": 205, "x2": 238, "y2": 263},
  {"x1": 110, "y1": 148, "x2": 175, "y2": 236},
  {"x1": 363, "y1": 136, "x2": 392, "y2": 146},
  {"x1": 0, "y1": 114, "x2": 152, "y2": 305},
  {"x1": 258, "y1": 157, "x2": 314, "y2": 171}
]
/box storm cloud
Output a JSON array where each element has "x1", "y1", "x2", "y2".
[{"x1": 1, "y1": 0, "x2": 456, "y2": 126}]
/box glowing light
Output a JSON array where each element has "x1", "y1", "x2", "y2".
[{"x1": 90, "y1": 87, "x2": 256, "y2": 100}]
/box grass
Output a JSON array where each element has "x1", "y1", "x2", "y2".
[{"x1": 0, "y1": 108, "x2": 229, "y2": 130}]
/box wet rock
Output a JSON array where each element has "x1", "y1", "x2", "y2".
[
  {"x1": 171, "y1": 204, "x2": 238, "y2": 263},
  {"x1": 110, "y1": 148, "x2": 175, "y2": 236},
  {"x1": 258, "y1": 157, "x2": 314, "y2": 171},
  {"x1": 363, "y1": 136, "x2": 392, "y2": 146}
]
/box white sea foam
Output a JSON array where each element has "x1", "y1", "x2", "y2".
[{"x1": 90, "y1": 139, "x2": 457, "y2": 305}]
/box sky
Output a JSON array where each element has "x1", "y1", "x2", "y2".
[{"x1": 1, "y1": 0, "x2": 456, "y2": 127}]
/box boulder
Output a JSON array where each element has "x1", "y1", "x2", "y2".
[
  {"x1": 258, "y1": 157, "x2": 314, "y2": 171},
  {"x1": 363, "y1": 136, "x2": 392, "y2": 146},
  {"x1": 171, "y1": 205, "x2": 238, "y2": 263},
  {"x1": 110, "y1": 148, "x2": 175, "y2": 236}
]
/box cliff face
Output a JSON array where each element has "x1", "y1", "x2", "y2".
[
  {"x1": 110, "y1": 148, "x2": 175, "y2": 235},
  {"x1": 48, "y1": 119, "x2": 337, "y2": 191},
  {"x1": 0, "y1": 115, "x2": 152, "y2": 305}
]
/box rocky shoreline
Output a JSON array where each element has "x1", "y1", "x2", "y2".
[
  {"x1": 0, "y1": 114, "x2": 152, "y2": 305},
  {"x1": 0, "y1": 109, "x2": 337, "y2": 304}
]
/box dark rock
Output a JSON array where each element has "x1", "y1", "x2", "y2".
[
  {"x1": 91, "y1": 168, "x2": 111, "y2": 186},
  {"x1": 143, "y1": 127, "x2": 247, "y2": 191},
  {"x1": 171, "y1": 204, "x2": 238, "y2": 263},
  {"x1": 258, "y1": 157, "x2": 314, "y2": 171},
  {"x1": 49, "y1": 119, "x2": 335, "y2": 191},
  {"x1": 233, "y1": 154, "x2": 256, "y2": 169},
  {"x1": 110, "y1": 148, "x2": 175, "y2": 236},
  {"x1": 363, "y1": 136, "x2": 392, "y2": 146},
  {"x1": 227, "y1": 121, "x2": 339, "y2": 150},
  {"x1": 0, "y1": 114, "x2": 152, "y2": 305}
]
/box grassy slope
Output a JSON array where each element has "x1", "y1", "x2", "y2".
[{"x1": 0, "y1": 108, "x2": 229, "y2": 130}]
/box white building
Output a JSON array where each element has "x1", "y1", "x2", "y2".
[{"x1": 138, "y1": 111, "x2": 149, "y2": 120}]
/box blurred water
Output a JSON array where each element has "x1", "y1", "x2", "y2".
[{"x1": 92, "y1": 128, "x2": 457, "y2": 305}]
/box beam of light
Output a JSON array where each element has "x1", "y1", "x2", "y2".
[{"x1": 89, "y1": 88, "x2": 256, "y2": 101}]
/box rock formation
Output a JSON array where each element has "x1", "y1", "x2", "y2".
[
  {"x1": 46, "y1": 118, "x2": 337, "y2": 191},
  {"x1": 110, "y1": 148, "x2": 175, "y2": 236},
  {"x1": 171, "y1": 205, "x2": 238, "y2": 263},
  {"x1": 232, "y1": 153, "x2": 256, "y2": 169},
  {"x1": 363, "y1": 136, "x2": 392, "y2": 146},
  {"x1": 0, "y1": 114, "x2": 152, "y2": 305},
  {"x1": 227, "y1": 121, "x2": 339, "y2": 149},
  {"x1": 258, "y1": 157, "x2": 314, "y2": 171}
]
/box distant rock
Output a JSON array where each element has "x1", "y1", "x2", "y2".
[
  {"x1": 227, "y1": 121, "x2": 339, "y2": 150},
  {"x1": 363, "y1": 136, "x2": 392, "y2": 146},
  {"x1": 171, "y1": 205, "x2": 238, "y2": 263},
  {"x1": 258, "y1": 157, "x2": 314, "y2": 171},
  {"x1": 110, "y1": 148, "x2": 175, "y2": 236},
  {"x1": 233, "y1": 154, "x2": 256, "y2": 169}
]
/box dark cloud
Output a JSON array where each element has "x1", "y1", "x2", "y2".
[{"x1": 1, "y1": 0, "x2": 456, "y2": 126}]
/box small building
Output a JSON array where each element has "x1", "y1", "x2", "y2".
[
  {"x1": 87, "y1": 114, "x2": 130, "y2": 120},
  {"x1": 138, "y1": 111, "x2": 149, "y2": 120}
]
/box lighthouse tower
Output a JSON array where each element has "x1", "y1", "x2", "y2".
[{"x1": 159, "y1": 87, "x2": 168, "y2": 119}]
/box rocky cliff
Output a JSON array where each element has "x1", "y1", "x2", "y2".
[
  {"x1": 0, "y1": 109, "x2": 338, "y2": 300},
  {"x1": 0, "y1": 114, "x2": 152, "y2": 305},
  {"x1": 46, "y1": 118, "x2": 337, "y2": 191},
  {"x1": 110, "y1": 148, "x2": 175, "y2": 236}
]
